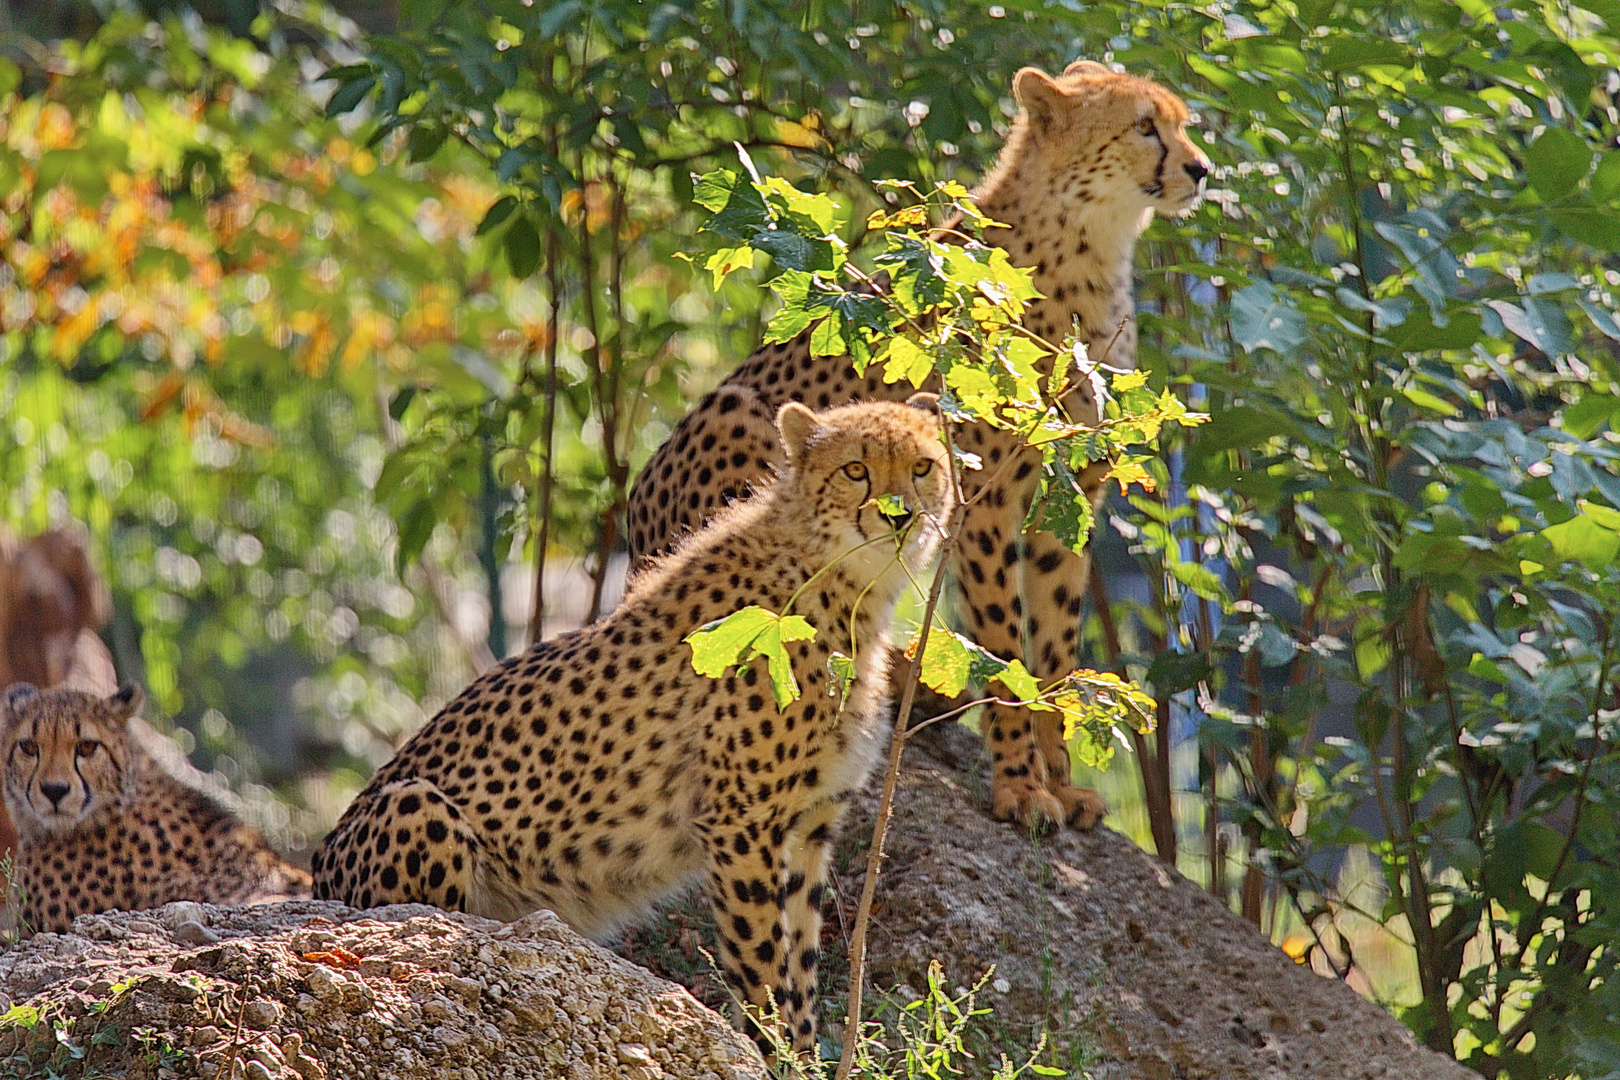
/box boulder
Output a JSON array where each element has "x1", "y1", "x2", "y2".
[{"x1": 0, "y1": 900, "x2": 765, "y2": 1080}]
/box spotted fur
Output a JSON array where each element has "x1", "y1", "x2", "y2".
[
  {"x1": 313, "y1": 397, "x2": 953, "y2": 1055},
  {"x1": 1, "y1": 682, "x2": 311, "y2": 934},
  {"x1": 625, "y1": 62, "x2": 1209, "y2": 831}
]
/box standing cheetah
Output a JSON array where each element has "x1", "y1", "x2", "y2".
[
  {"x1": 626, "y1": 61, "x2": 1210, "y2": 831},
  {"x1": 1, "y1": 682, "x2": 312, "y2": 934},
  {"x1": 313, "y1": 396, "x2": 953, "y2": 1054}
]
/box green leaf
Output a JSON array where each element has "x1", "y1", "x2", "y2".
[
  {"x1": 1542, "y1": 512, "x2": 1620, "y2": 568},
  {"x1": 1467, "y1": 652, "x2": 1510, "y2": 684},
  {"x1": 685, "y1": 606, "x2": 817, "y2": 709},
  {"x1": 1146, "y1": 649, "x2": 1214, "y2": 695},
  {"x1": 504, "y1": 213, "x2": 541, "y2": 279},
  {"x1": 1318, "y1": 36, "x2": 1410, "y2": 70},
  {"x1": 475, "y1": 194, "x2": 519, "y2": 236},
  {"x1": 880, "y1": 335, "x2": 934, "y2": 387},
  {"x1": 991, "y1": 658, "x2": 1041, "y2": 703},
  {"x1": 1549, "y1": 208, "x2": 1620, "y2": 251},
  {"x1": 407, "y1": 123, "x2": 449, "y2": 163},
  {"x1": 1592, "y1": 150, "x2": 1620, "y2": 201},
  {"x1": 1561, "y1": 394, "x2": 1620, "y2": 438},
  {"x1": 1229, "y1": 282, "x2": 1308, "y2": 354},
  {"x1": 1399, "y1": 385, "x2": 1458, "y2": 417},
  {"x1": 701, "y1": 177, "x2": 770, "y2": 244},
  {"x1": 1525, "y1": 129, "x2": 1593, "y2": 203},
  {"x1": 1168, "y1": 559, "x2": 1230, "y2": 602},
  {"x1": 692, "y1": 168, "x2": 739, "y2": 213},
  {"x1": 1485, "y1": 298, "x2": 1574, "y2": 356},
  {"x1": 704, "y1": 246, "x2": 758, "y2": 288},
  {"x1": 828, "y1": 652, "x2": 856, "y2": 706},
  {"x1": 324, "y1": 75, "x2": 376, "y2": 118}
]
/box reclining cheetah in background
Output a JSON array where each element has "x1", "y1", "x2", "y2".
[
  {"x1": 313, "y1": 397, "x2": 953, "y2": 1054},
  {"x1": 626, "y1": 61, "x2": 1210, "y2": 831},
  {"x1": 1, "y1": 682, "x2": 312, "y2": 934}
]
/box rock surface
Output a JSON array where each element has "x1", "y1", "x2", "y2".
[
  {"x1": 0, "y1": 901, "x2": 765, "y2": 1080},
  {"x1": 824, "y1": 722, "x2": 1477, "y2": 1080}
]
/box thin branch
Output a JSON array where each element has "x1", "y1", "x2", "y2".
[{"x1": 836, "y1": 425, "x2": 968, "y2": 1080}]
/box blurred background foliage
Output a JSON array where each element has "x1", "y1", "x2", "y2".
[{"x1": 4, "y1": 0, "x2": 1620, "y2": 1075}]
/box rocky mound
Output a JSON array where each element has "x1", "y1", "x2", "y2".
[
  {"x1": 827, "y1": 723, "x2": 1476, "y2": 1080},
  {"x1": 0, "y1": 900, "x2": 765, "y2": 1080}
]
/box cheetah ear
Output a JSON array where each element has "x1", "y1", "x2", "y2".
[
  {"x1": 904, "y1": 392, "x2": 942, "y2": 420},
  {"x1": 1013, "y1": 67, "x2": 1069, "y2": 133},
  {"x1": 107, "y1": 682, "x2": 143, "y2": 723},
  {"x1": 1063, "y1": 59, "x2": 1111, "y2": 77},
  {"x1": 2, "y1": 683, "x2": 38, "y2": 719},
  {"x1": 776, "y1": 402, "x2": 821, "y2": 467}
]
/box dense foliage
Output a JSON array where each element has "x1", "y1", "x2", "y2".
[{"x1": 4, "y1": 0, "x2": 1620, "y2": 1075}]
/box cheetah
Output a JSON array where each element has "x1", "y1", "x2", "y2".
[
  {"x1": 626, "y1": 61, "x2": 1210, "y2": 831},
  {"x1": 1, "y1": 682, "x2": 312, "y2": 934},
  {"x1": 312, "y1": 396, "x2": 953, "y2": 1054}
]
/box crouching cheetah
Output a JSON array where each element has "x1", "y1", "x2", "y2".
[
  {"x1": 626, "y1": 61, "x2": 1210, "y2": 832},
  {"x1": 1, "y1": 682, "x2": 312, "y2": 934},
  {"x1": 313, "y1": 396, "x2": 953, "y2": 1054}
]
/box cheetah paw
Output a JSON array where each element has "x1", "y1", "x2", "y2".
[
  {"x1": 991, "y1": 778, "x2": 1068, "y2": 836},
  {"x1": 1050, "y1": 784, "x2": 1107, "y2": 831}
]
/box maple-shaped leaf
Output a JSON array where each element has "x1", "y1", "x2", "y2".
[
  {"x1": 912, "y1": 626, "x2": 973, "y2": 699},
  {"x1": 685, "y1": 606, "x2": 817, "y2": 709}
]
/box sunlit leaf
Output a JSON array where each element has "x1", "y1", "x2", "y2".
[{"x1": 685, "y1": 606, "x2": 817, "y2": 709}]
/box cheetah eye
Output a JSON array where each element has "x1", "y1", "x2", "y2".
[
  {"x1": 76, "y1": 740, "x2": 99, "y2": 759},
  {"x1": 912, "y1": 459, "x2": 935, "y2": 478},
  {"x1": 17, "y1": 739, "x2": 38, "y2": 757},
  {"x1": 842, "y1": 462, "x2": 869, "y2": 481},
  {"x1": 1136, "y1": 116, "x2": 1157, "y2": 138}
]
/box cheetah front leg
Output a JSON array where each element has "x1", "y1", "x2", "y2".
[
  {"x1": 951, "y1": 457, "x2": 1105, "y2": 832},
  {"x1": 1018, "y1": 529, "x2": 1107, "y2": 830},
  {"x1": 953, "y1": 488, "x2": 1068, "y2": 832},
  {"x1": 775, "y1": 797, "x2": 847, "y2": 1054},
  {"x1": 704, "y1": 813, "x2": 816, "y2": 1060}
]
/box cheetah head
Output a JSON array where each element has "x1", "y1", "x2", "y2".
[
  {"x1": 1010, "y1": 60, "x2": 1210, "y2": 224},
  {"x1": 776, "y1": 394, "x2": 953, "y2": 575},
  {"x1": 1, "y1": 681, "x2": 142, "y2": 839}
]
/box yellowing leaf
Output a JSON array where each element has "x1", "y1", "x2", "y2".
[
  {"x1": 1109, "y1": 460, "x2": 1156, "y2": 493},
  {"x1": 991, "y1": 658, "x2": 1041, "y2": 703},
  {"x1": 685, "y1": 606, "x2": 818, "y2": 709},
  {"x1": 913, "y1": 627, "x2": 972, "y2": 699},
  {"x1": 1111, "y1": 369, "x2": 1149, "y2": 393},
  {"x1": 773, "y1": 118, "x2": 826, "y2": 150},
  {"x1": 881, "y1": 335, "x2": 934, "y2": 386},
  {"x1": 867, "y1": 205, "x2": 928, "y2": 230},
  {"x1": 704, "y1": 246, "x2": 757, "y2": 287}
]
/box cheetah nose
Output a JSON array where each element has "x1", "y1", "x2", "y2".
[
  {"x1": 880, "y1": 505, "x2": 914, "y2": 532},
  {"x1": 39, "y1": 780, "x2": 69, "y2": 807},
  {"x1": 1184, "y1": 159, "x2": 1209, "y2": 186}
]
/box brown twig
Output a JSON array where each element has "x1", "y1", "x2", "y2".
[{"x1": 835, "y1": 428, "x2": 967, "y2": 1080}]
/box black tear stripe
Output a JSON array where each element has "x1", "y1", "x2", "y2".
[{"x1": 1142, "y1": 128, "x2": 1169, "y2": 198}]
